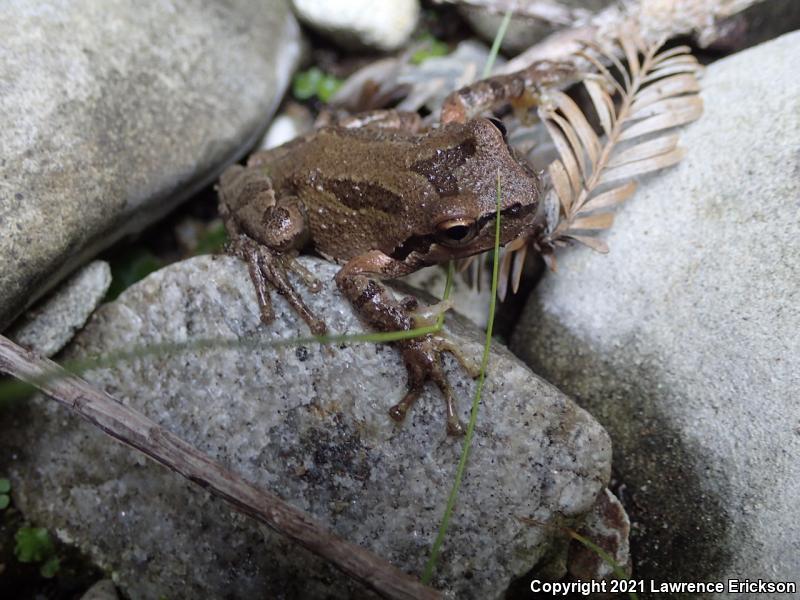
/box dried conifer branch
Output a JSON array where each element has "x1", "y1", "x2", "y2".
[
  {"x1": 0, "y1": 334, "x2": 441, "y2": 600},
  {"x1": 497, "y1": 30, "x2": 703, "y2": 297}
]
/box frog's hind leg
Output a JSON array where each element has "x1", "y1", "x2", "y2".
[{"x1": 440, "y1": 60, "x2": 577, "y2": 124}]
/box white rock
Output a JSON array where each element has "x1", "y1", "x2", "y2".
[
  {"x1": 292, "y1": 0, "x2": 419, "y2": 52},
  {"x1": 258, "y1": 104, "x2": 314, "y2": 151}
]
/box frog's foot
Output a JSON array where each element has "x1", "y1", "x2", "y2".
[
  {"x1": 283, "y1": 255, "x2": 323, "y2": 293},
  {"x1": 430, "y1": 332, "x2": 482, "y2": 379},
  {"x1": 389, "y1": 333, "x2": 480, "y2": 436},
  {"x1": 228, "y1": 235, "x2": 327, "y2": 336},
  {"x1": 408, "y1": 298, "x2": 455, "y2": 327}
]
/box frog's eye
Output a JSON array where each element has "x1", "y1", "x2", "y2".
[
  {"x1": 436, "y1": 218, "x2": 478, "y2": 246},
  {"x1": 487, "y1": 117, "x2": 507, "y2": 138}
]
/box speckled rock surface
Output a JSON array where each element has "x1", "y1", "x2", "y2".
[
  {"x1": 80, "y1": 579, "x2": 119, "y2": 600},
  {"x1": 292, "y1": 0, "x2": 419, "y2": 52},
  {"x1": 1, "y1": 255, "x2": 612, "y2": 599},
  {"x1": 512, "y1": 32, "x2": 800, "y2": 596},
  {"x1": 6, "y1": 260, "x2": 111, "y2": 357},
  {"x1": 0, "y1": 0, "x2": 301, "y2": 329}
]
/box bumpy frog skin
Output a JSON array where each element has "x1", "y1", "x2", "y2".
[{"x1": 217, "y1": 62, "x2": 570, "y2": 434}]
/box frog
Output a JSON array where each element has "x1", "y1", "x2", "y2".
[{"x1": 216, "y1": 61, "x2": 572, "y2": 435}]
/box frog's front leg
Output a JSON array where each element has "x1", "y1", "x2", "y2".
[
  {"x1": 335, "y1": 251, "x2": 479, "y2": 436},
  {"x1": 218, "y1": 165, "x2": 327, "y2": 335},
  {"x1": 441, "y1": 60, "x2": 577, "y2": 124}
]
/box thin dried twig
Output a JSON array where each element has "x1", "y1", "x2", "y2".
[{"x1": 0, "y1": 334, "x2": 441, "y2": 600}]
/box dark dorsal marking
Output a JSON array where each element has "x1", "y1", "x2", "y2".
[
  {"x1": 410, "y1": 139, "x2": 477, "y2": 197},
  {"x1": 322, "y1": 178, "x2": 403, "y2": 214}
]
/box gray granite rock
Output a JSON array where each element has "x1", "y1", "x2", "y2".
[
  {"x1": 7, "y1": 260, "x2": 111, "y2": 357},
  {"x1": 292, "y1": 0, "x2": 419, "y2": 52},
  {"x1": 0, "y1": 0, "x2": 302, "y2": 330},
  {"x1": 2, "y1": 255, "x2": 613, "y2": 599},
  {"x1": 512, "y1": 31, "x2": 800, "y2": 596}
]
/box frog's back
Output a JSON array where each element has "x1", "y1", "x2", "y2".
[{"x1": 266, "y1": 126, "x2": 431, "y2": 263}]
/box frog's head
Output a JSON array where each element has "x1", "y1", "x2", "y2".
[{"x1": 393, "y1": 117, "x2": 542, "y2": 266}]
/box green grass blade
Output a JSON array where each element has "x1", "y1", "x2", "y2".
[
  {"x1": 0, "y1": 323, "x2": 443, "y2": 403},
  {"x1": 482, "y1": 9, "x2": 513, "y2": 78},
  {"x1": 566, "y1": 529, "x2": 637, "y2": 600},
  {"x1": 436, "y1": 261, "x2": 456, "y2": 329},
  {"x1": 421, "y1": 9, "x2": 513, "y2": 582},
  {"x1": 421, "y1": 171, "x2": 503, "y2": 584},
  {"x1": 519, "y1": 516, "x2": 637, "y2": 600}
]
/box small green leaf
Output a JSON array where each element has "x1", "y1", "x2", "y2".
[
  {"x1": 0, "y1": 478, "x2": 10, "y2": 493},
  {"x1": 410, "y1": 36, "x2": 450, "y2": 65},
  {"x1": 0, "y1": 494, "x2": 9, "y2": 509},
  {"x1": 292, "y1": 67, "x2": 322, "y2": 100},
  {"x1": 15, "y1": 527, "x2": 55, "y2": 563},
  {"x1": 292, "y1": 67, "x2": 342, "y2": 103},
  {"x1": 40, "y1": 556, "x2": 61, "y2": 578},
  {"x1": 316, "y1": 75, "x2": 342, "y2": 103}
]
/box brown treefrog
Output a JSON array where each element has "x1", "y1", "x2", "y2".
[{"x1": 217, "y1": 61, "x2": 569, "y2": 434}]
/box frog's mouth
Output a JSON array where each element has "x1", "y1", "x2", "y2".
[{"x1": 389, "y1": 201, "x2": 537, "y2": 262}]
